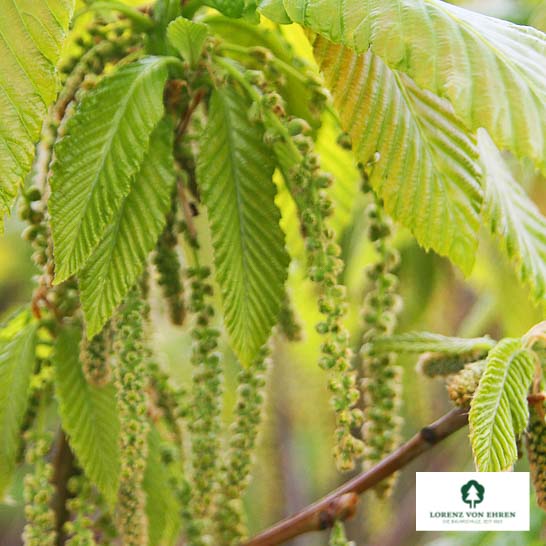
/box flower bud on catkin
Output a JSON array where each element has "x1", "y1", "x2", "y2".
[
  {"x1": 113, "y1": 288, "x2": 149, "y2": 546},
  {"x1": 80, "y1": 325, "x2": 112, "y2": 386},
  {"x1": 215, "y1": 347, "x2": 270, "y2": 545},
  {"x1": 360, "y1": 170, "x2": 403, "y2": 497},
  {"x1": 186, "y1": 266, "x2": 223, "y2": 546},
  {"x1": 154, "y1": 192, "x2": 186, "y2": 325},
  {"x1": 527, "y1": 403, "x2": 546, "y2": 511},
  {"x1": 22, "y1": 433, "x2": 56, "y2": 546},
  {"x1": 446, "y1": 360, "x2": 487, "y2": 408}
]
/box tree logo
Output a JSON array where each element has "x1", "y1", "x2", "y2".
[{"x1": 461, "y1": 480, "x2": 485, "y2": 509}]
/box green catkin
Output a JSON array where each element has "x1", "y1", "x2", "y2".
[
  {"x1": 228, "y1": 59, "x2": 363, "y2": 470},
  {"x1": 215, "y1": 347, "x2": 270, "y2": 545},
  {"x1": 154, "y1": 192, "x2": 186, "y2": 325},
  {"x1": 445, "y1": 360, "x2": 487, "y2": 408},
  {"x1": 360, "y1": 170, "x2": 403, "y2": 496},
  {"x1": 278, "y1": 292, "x2": 303, "y2": 342},
  {"x1": 64, "y1": 476, "x2": 97, "y2": 546},
  {"x1": 329, "y1": 521, "x2": 355, "y2": 546},
  {"x1": 526, "y1": 404, "x2": 546, "y2": 511},
  {"x1": 186, "y1": 265, "x2": 223, "y2": 545},
  {"x1": 114, "y1": 289, "x2": 150, "y2": 546},
  {"x1": 278, "y1": 118, "x2": 364, "y2": 471},
  {"x1": 80, "y1": 326, "x2": 112, "y2": 386},
  {"x1": 418, "y1": 350, "x2": 489, "y2": 378},
  {"x1": 22, "y1": 433, "x2": 56, "y2": 546}
]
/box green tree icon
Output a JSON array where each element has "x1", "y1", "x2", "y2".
[{"x1": 461, "y1": 480, "x2": 485, "y2": 509}]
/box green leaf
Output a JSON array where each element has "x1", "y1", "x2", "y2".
[
  {"x1": 54, "y1": 325, "x2": 120, "y2": 504},
  {"x1": 167, "y1": 17, "x2": 208, "y2": 67},
  {"x1": 204, "y1": 0, "x2": 246, "y2": 18},
  {"x1": 79, "y1": 119, "x2": 175, "y2": 338},
  {"x1": 469, "y1": 338, "x2": 535, "y2": 472},
  {"x1": 314, "y1": 37, "x2": 483, "y2": 273},
  {"x1": 257, "y1": 0, "x2": 291, "y2": 23},
  {"x1": 197, "y1": 86, "x2": 289, "y2": 365},
  {"x1": 144, "y1": 427, "x2": 181, "y2": 546},
  {"x1": 0, "y1": 311, "x2": 37, "y2": 496},
  {"x1": 285, "y1": 0, "x2": 546, "y2": 173},
  {"x1": 366, "y1": 332, "x2": 496, "y2": 355},
  {"x1": 0, "y1": 0, "x2": 74, "y2": 230},
  {"x1": 50, "y1": 57, "x2": 170, "y2": 283},
  {"x1": 479, "y1": 130, "x2": 546, "y2": 308}
]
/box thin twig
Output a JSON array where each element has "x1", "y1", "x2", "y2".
[
  {"x1": 51, "y1": 430, "x2": 76, "y2": 546},
  {"x1": 243, "y1": 407, "x2": 469, "y2": 546}
]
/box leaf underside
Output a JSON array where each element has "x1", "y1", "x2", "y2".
[
  {"x1": 79, "y1": 118, "x2": 176, "y2": 338},
  {"x1": 0, "y1": 0, "x2": 73, "y2": 229},
  {"x1": 197, "y1": 85, "x2": 289, "y2": 365},
  {"x1": 50, "y1": 57, "x2": 169, "y2": 283},
  {"x1": 469, "y1": 338, "x2": 535, "y2": 472},
  {"x1": 54, "y1": 325, "x2": 120, "y2": 504},
  {"x1": 285, "y1": 0, "x2": 546, "y2": 173},
  {"x1": 313, "y1": 37, "x2": 483, "y2": 273},
  {"x1": 0, "y1": 311, "x2": 37, "y2": 495},
  {"x1": 367, "y1": 332, "x2": 497, "y2": 356},
  {"x1": 479, "y1": 131, "x2": 546, "y2": 308}
]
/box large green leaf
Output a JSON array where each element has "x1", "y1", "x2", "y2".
[
  {"x1": 167, "y1": 17, "x2": 208, "y2": 67},
  {"x1": 197, "y1": 86, "x2": 289, "y2": 365},
  {"x1": 469, "y1": 338, "x2": 535, "y2": 472},
  {"x1": 79, "y1": 119, "x2": 175, "y2": 338},
  {"x1": 366, "y1": 332, "x2": 496, "y2": 356},
  {"x1": 50, "y1": 57, "x2": 170, "y2": 283},
  {"x1": 0, "y1": 311, "x2": 37, "y2": 496},
  {"x1": 314, "y1": 37, "x2": 483, "y2": 273},
  {"x1": 285, "y1": 0, "x2": 546, "y2": 173},
  {"x1": 479, "y1": 130, "x2": 546, "y2": 308},
  {"x1": 0, "y1": 0, "x2": 73, "y2": 229},
  {"x1": 144, "y1": 427, "x2": 181, "y2": 546},
  {"x1": 54, "y1": 325, "x2": 120, "y2": 504}
]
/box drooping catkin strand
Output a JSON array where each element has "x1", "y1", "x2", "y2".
[
  {"x1": 80, "y1": 325, "x2": 112, "y2": 386},
  {"x1": 329, "y1": 521, "x2": 355, "y2": 546},
  {"x1": 154, "y1": 191, "x2": 186, "y2": 325},
  {"x1": 526, "y1": 404, "x2": 546, "y2": 511},
  {"x1": 215, "y1": 58, "x2": 361, "y2": 471},
  {"x1": 186, "y1": 266, "x2": 223, "y2": 545},
  {"x1": 22, "y1": 433, "x2": 56, "y2": 546},
  {"x1": 283, "y1": 121, "x2": 363, "y2": 472},
  {"x1": 446, "y1": 360, "x2": 487, "y2": 408},
  {"x1": 64, "y1": 476, "x2": 97, "y2": 546},
  {"x1": 418, "y1": 350, "x2": 488, "y2": 378},
  {"x1": 215, "y1": 346, "x2": 270, "y2": 545},
  {"x1": 114, "y1": 289, "x2": 149, "y2": 546},
  {"x1": 360, "y1": 171, "x2": 403, "y2": 497}
]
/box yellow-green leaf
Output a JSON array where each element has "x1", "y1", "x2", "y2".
[
  {"x1": 197, "y1": 85, "x2": 289, "y2": 365},
  {"x1": 0, "y1": 0, "x2": 74, "y2": 229}
]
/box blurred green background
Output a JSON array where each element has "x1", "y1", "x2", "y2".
[{"x1": 1, "y1": 0, "x2": 545, "y2": 544}]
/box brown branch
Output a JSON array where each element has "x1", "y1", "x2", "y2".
[
  {"x1": 243, "y1": 407, "x2": 469, "y2": 546},
  {"x1": 52, "y1": 430, "x2": 76, "y2": 546}
]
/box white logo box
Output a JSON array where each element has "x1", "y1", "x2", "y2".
[{"x1": 416, "y1": 472, "x2": 530, "y2": 531}]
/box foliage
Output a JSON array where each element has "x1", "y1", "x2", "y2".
[
  {"x1": 469, "y1": 338, "x2": 536, "y2": 471},
  {"x1": 0, "y1": 0, "x2": 545, "y2": 545},
  {"x1": 0, "y1": 0, "x2": 74, "y2": 230}
]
